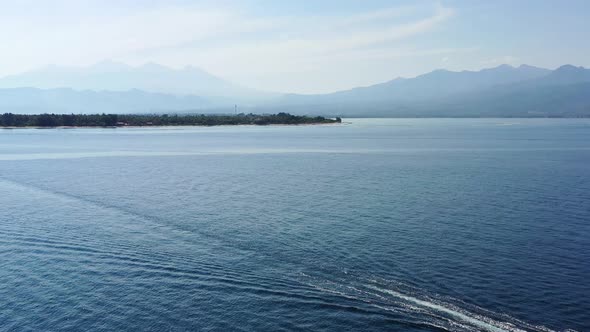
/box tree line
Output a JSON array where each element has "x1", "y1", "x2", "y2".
[{"x1": 0, "y1": 112, "x2": 341, "y2": 127}]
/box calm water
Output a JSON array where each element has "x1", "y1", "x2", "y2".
[{"x1": 1, "y1": 119, "x2": 589, "y2": 332}]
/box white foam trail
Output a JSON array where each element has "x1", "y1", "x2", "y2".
[{"x1": 367, "y1": 285, "x2": 529, "y2": 332}]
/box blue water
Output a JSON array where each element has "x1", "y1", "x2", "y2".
[{"x1": 0, "y1": 119, "x2": 589, "y2": 331}]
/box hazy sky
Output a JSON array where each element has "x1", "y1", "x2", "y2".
[{"x1": 1, "y1": 0, "x2": 589, "y2": 93}]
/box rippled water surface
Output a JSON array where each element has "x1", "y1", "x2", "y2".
[{"x1": 1, "y1": 119, "x2": 589, "y2": 331}]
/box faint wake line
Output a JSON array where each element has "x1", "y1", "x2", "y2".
[{"x1": 367, "y1": 285, "x2": 522, "y2": 332}]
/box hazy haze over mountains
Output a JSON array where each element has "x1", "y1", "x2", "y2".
[
  {"x1": 0, "y1": 61, "x2": 263, "y2": 98},
  {"x1": 0, "y1": 62, "x2": 589, "y2": 117},
  {"x1": 0, "y1": 87, "x2": 208, "y2": 114}
]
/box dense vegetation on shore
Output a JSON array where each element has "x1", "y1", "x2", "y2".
[{"x1": 0, "y1": 112, "x2": 341, "y2": 127}]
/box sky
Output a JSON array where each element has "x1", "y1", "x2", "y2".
[{"x1": 0, "y1": 0, "x2": 589, "y2": 94}]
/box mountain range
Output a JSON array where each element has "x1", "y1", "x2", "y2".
[
  {"x1": 0, "y1": 62, "x2": 589, "y2": 117},
  {"x1": 270, "y1": 64, "x2": 590, "y2": 117}
]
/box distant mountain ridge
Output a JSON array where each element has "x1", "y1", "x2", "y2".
[
  {"x1": 279, "y1": 64, "x2": 552, "y2": 104},
  {"x1": 270, "y1": 64, "x2": 590, "y2": 117},
  {"x1": 0, "y1": 63, "x2": 589, "y2": 117}
]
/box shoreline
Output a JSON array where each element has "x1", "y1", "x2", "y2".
[
  {"x1": 0, "y1": 113, "x2": 341, "y2": 128},
  {"x1": 0, "y1": 122, "x2": 343, "y2": 129}
]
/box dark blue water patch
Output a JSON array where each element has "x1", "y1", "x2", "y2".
[{"x1": 1, "y1": 119, "x2": 589, "y2": 331}]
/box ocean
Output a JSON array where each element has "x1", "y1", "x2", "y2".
[{"x1": 0, "y1": 119, "x2": 588, "y2": 331}]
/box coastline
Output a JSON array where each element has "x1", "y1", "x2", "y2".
[
  {"x1": 0, "y1": 113, "x2": 342, "y2": 128},
  {"x1": 0, "y1": 122, "x2": 343, "y2": 129}
]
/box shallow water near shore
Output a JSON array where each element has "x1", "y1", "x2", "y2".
[{"x1": 1, "y1": 118, "x2": 589, "y2": 331}]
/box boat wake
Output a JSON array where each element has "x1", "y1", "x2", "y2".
[{"x1": 300, "y1": 273, "x2": 557, "y2": 332}]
